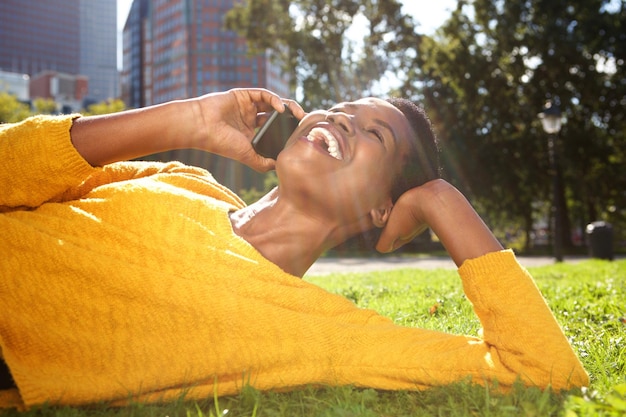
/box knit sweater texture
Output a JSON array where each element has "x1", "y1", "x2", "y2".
[{"x1": 0, "y1": 115, "x2": 588, "y2": 409}]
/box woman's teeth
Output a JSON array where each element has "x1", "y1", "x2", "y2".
[{"x1": 307, "y1": 127, "x2": 343, "y2": 160}]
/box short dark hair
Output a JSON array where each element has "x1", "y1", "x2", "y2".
[{"x1": 386, "y1": 97, "x2": 441, "y2": 203}]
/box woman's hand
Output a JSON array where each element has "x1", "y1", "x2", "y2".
[
  {"x1": 375, "y1": 184, "x2": 430, "y2": 254},
  {"x1": 71, "y1": 88, "x2": 304, "y2": 170},
  {"x1": 376, "y1": 179, "x2": 503, "y2": 267},
  {"x1": 190, "y1": 89, "x2": 305, "y2": 171}
]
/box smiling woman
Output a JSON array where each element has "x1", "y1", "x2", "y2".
[{"x1": 0, "y1": 88, "x2": 587, "y2": 411}]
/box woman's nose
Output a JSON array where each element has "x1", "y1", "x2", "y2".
[{"x1": 326, "y1": 112, "x2": 354, "y2": 135}]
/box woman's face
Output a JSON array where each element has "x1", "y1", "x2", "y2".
[{"x1": 275, "y1": 97, "x2": 414, "y2": 228}]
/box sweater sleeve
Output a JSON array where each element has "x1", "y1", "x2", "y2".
[
  {"x1": 0, "y1": 115, "x2": 95, "y2": 209},
  {"x1": 0, "y1": 115, "x2": 237, "y2": 210},
  {"x1": 325, "y1": 250, "x2": 589, "y2": 392},
  {"x1": 457, "y1": 250, "x2": 589, "y2": 388}
]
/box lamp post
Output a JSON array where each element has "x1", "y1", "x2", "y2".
[{"x1": 538, "y1": 100, "x2": 565, "y2": 262}]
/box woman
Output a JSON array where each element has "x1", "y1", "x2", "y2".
[{"x1": 0, "y1": 88, "x2": 588, "y2": 409}]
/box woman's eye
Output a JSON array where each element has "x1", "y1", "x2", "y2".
[{"x1": 369, "y1": 129, "x2": 383, "y2": 142}]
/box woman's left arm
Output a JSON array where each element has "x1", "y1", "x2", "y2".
[{"x1": 373, "y1": 180, "x2": 589, "y2": 390}]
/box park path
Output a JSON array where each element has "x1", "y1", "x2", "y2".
[{"x1": 305, "y1": 254, "x2": 593, "y2": 276}]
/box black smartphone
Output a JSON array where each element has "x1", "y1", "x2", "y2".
[{"x1": 251, "y1": 106, "x2": 299, "y2": 160}]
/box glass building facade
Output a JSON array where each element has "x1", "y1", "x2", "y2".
[
  {"x1": 0, "y1": 0, "x2": 119, "y2": 104},
  {"x1": 122, "y1": 0, "x2": 290, "y2": 107}
]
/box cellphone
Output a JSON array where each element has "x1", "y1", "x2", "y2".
[{"x1": 251, "y1": 106, "x2": 299, "y2": 160}]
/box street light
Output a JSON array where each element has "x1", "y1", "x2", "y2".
[
  {"x1": 538, "y1": 100, "x2": 565, "y2": 262},
  {"x1": 538, "y1": 101, "x2": 563, "y2": 134}
]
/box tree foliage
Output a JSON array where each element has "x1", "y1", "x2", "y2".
[
  {"x1": 225, "y1": 0, "x2": 418, "y2": 109},
  {"x1": 0, "y1": 92, "x2": 31, "y2": 123},
  {"x1": 32, "y1": 97, "x2": 58, "y2": 115},
  {"x1": 0, "y1": 94, "x2": 127, "y2": 123},
  {"x1": 401, "y1": 0, "x2": 625, "y2": 248},
  {"x1": 83, "y1": 99, "x2": 126, "y2": 116}
]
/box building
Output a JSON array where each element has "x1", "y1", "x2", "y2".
[
  {"x1": 121, "y1": 0, "x2": 151, "y2": 109},
  {"x1": 0, "y1": 0, "x2": 118, "y2": 105},
  {"x1": 0, "y1": 71, "x2": 30, "y2": 102},
  {"x1": 121, "y1": 0, "x2": 292, "y2": 193},
  {"x1": 122, "y1": 0, "x2": 291, "y2": 107},
  {"x1": 78, "y1": 0, "x2": 119, "y2": 105},
  {"x1": 30, "y1": 71, "x2": 89, "y2": 113}
]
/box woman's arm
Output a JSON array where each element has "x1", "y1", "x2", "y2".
[
  {"x1": 376, "y1": 179, "x2": 503, "y2": 266},
  {"x1": 373, "y1": 179, "x2": 588, "y2": 390},
  {"x1": 71, "y1": 88, "x2": 304, "y2": 171}
]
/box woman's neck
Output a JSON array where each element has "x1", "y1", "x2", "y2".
[{"x1": 229, "y1": 189, "x2": 337, "y2": 277}]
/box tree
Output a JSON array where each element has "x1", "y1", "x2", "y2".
[
  {"x1": 32, "y1": 97, "x2": 58, "y2": 115},
  {"x1": 0, "y1": 92, "x2": 31, "y2": 123},
  {"x1": 83, "y1": 99, "x2": 126, "y2": 116},
  {"x1": 225, "y1": 0, "x2": 418, "y2": 109},
  {"x1": 401, "y1": 0, "x2": 625, "y2": 251}
]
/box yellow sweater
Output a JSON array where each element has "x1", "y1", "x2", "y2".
[{"x1": 0, "y1": 115, "x2": 588, "y2": 409}]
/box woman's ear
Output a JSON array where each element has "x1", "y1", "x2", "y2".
[{"x1": 369, "y1": 200, "x2": 393, "y2": 228}]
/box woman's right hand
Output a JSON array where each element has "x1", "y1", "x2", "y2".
[{"x1": 189, "y1": 88, "x2": 305, "y2": 172}]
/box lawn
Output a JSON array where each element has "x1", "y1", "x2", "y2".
[{"x1": 1, "y1": 258, "x2": 624, "y2": 416}]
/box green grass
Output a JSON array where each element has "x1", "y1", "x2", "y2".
[{"x1": 2, "y1": 259, "x2": 624, "y2": 416}]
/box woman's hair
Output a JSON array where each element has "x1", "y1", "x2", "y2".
[{"x1": 386, "y1": 97, "x2": 441, "y2": 203}]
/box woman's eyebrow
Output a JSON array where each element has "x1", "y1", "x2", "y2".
[{"x1": 333, "y1": 102, "x2": 398, "y2": 143}]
